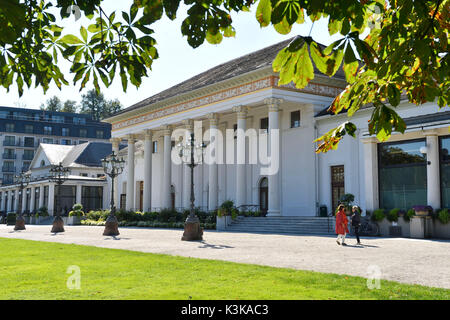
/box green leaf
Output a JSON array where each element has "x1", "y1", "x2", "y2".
[
  {"x1": 292, "y1": 42, "x2": 314, "y2": 89},
  {"x1": 274, "y1": 16, "x2": 292, "y2": 35},
  {"x1": 60, "y1": 34, "x2": 83, "y2": 45},
  {"x1": 80, "y1": 26, "x2": 88, "y2": 42},
  {"x1": 387, "y1": 84, "x2": 401, "y2": 106}
]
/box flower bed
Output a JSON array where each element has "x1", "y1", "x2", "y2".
[{"x1": 81, "y1": 219, "x2": 215, "y2": 230}]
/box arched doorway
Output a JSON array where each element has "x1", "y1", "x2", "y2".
[{"x1": 259, "y1": 177, "x2": 268, "y2": 215}]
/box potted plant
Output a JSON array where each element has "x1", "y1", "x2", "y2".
[
  {"x1": 216, "y1": 200, "x2": 235, "y2": 230},
  {"x1": 68, "y1": 203, "x2": 85, "y2": 225},
  {"x1": 339, "y1": 193, "x2": 355, "y2": 215},
  {"x1": 387, "y1": 208, "x2": 402, "y2": 236},
  {"x1": 412, "y1": 205, "x2": 433, "y2": 216}
]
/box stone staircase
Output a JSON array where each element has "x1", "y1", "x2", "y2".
[{"x1": 225, "y1": 216, "x2": 334, "y2": 235}]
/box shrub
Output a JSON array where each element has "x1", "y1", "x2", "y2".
[
  {"x1": 37, "y1": 207, "x2": 49, "y2": 217},
  {"x1": 387, "y1": 208, "x2": 399, "y2": 222},
  {"x1": 438, "y1": 209, "x2": 450, "y2": 224},
  {"x1": 69, "y1": 203, "x2": 85, "y2": 217},
  {"x1": 142, "y1": 211, "x2": 158, "y2": 221},
  {"x1": 231, "y1": 208, "x2": 238, "y2": 220},
  {"x1": 403, "y1": 209, "x2": 415, "y2": 222},
  {"x1": 86, "y1": 210, "x2": 109, "y2": 221},
  {"x1": 159, "y1": 208, "x2": 179, "y2": 222},
  {"x1": 6, "y1": 213, "x2": 16, "y2": 225},
  {"x1": 371, "y1": 209, "x2": 385, "y2": 222}
]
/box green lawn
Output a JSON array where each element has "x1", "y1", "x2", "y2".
[{"x1": 0, "y1": 238, "x2": 448, "y2": 300}]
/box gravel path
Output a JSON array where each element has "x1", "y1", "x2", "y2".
[{"x1": 1, "y1": 225, "x2": 449, "y2": 289}]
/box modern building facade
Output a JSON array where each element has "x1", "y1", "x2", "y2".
[
  {"x1": 0, "y1": 106, "x2": 111, "y2": 185},
  {"x1": 103, "y1": 37, "x2": 447, "y2": 216},
  {"x1": 0, "y1": 142, "x2": 111, "y2": 215}
]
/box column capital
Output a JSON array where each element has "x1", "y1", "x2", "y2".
[
  {"x1": 264, "y1": 97, "x2": 284, "y2": 112},
  {"x1": 422, "y1": 129, "x2": 439, "y2": 137},
  {"x1": 126, "y1": 134, "x2": 136, "y2": 144},
  {"x1": 143, "y1": 129, "x2": 153, "y2": 140},
  {"x1": 161, "y1": 124, "x2": 172, "y2": 136},
  {"x1": 207, "y1": 113, "x2": 219, "y2": 126},
  {"x1": 110, "y1": 137, "x2": 121, "y2": 148},
  {"x1": 182, "y1": 119, "x2": 194, "y2": 130},
  {"x1": 232, "y1": 105, "x2": 248, "y2": 119}
]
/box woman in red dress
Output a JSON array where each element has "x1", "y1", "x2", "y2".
[{"x1": 335, "y1": 204, "x2": 349, "y2": 246}]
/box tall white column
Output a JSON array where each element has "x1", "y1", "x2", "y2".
[
  {"x1": 143, "y1": 130, "x2": 153, "y2": 212},
  {"x1": 425, "y1": 132, "x2": 440, "y2": 208},
  {"x1": 162, "y1": 125, "x2": 172, "y2": 209},
  {"x1": 14, "y1": 189, "x2": 20, "y2": 212},
  {"x1": 207, "y1": 113, "x2": 219, "y2": 211},
  {"x1": 7, "y1": 190, "x2": 13, "y2": 212},
  {"x1": 110, "y1": 138, "x2": 121, "y2": 208},
  {"x1": 126, "y1": 135, "x2": 136, "y2": 211},
  {"x1": 265, "y1": 98, "x2": 283, "y2": 216},
  {"x1": 362, "y1": 138, "x2": 379, "y2": 212},
  {"x1": 39, "y1": 185, "x2": 44, "y2": 209},
  {"x1": 233, "y1": 106, "x2": 248, "y2": 208},
  {"x1": 48, "y1": 184, "x2": 55, "y2": 215},
  {"x1": 21, "y1": 188, "x2": 27, "y2": 213},
  {"x1": 1, "y1": 191, "x2": 6, "y2": 212},
  {"x1": 183, "y1": 120, "x2": 193, "y2": 209},
  {"x1": 76, "y1": 184, "x2": 82, "y2": 205},
  {"x1": 218, "y1": 122, "x2": 227, "y2": 206},
  {"x1": 30, "y1": 186, "x2": 36, "y2": 212}
]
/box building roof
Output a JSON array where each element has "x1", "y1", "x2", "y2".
[
  {"x1": 111, "y1": 36, "x2": 346, "y2": 118},
  {"x1": 33, "y1": 142, "x2": 112, "y2": 169}
]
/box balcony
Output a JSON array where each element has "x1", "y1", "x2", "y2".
[
  {"x1": 3, "y1": 140, "x2": 18, "y2": 147},
  {"x1": 2, "y1": 153, "x2": 16, "y2": 160},
  {"x1": 2, "y1": 166, "x2": 16, "y2": 173}
]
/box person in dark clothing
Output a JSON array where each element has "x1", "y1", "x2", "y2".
[{"x1": 351, "y1": 205, "x2": 362, "y2": 245}]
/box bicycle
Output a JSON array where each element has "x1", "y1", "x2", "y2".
[{"x1": 358, "y1": 216, "x2": 379, "y2": 236}]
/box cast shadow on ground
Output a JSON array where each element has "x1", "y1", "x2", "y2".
[
  {"x1": 198, "y1": 241, "x2": 234, "y2": 249},
  {"x1": 343, "y1": 243, "x2": 380, "y2": 248},
  {"x1": 104, "y1": 236, "x2": 131, "y2": 240}
]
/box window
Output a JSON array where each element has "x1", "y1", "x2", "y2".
[
  {"x1": 73, "y1": 117, "x2": 86, "y2": 125},
  {"x1": 53, "y1": 115, "x2": 64, "y2": 123},
  {"x1": 440, "y1": 136, "x2": 450, "y2": 208},
  {"x1": 152, "y1": 141, "x2": 158, "y2": 153},
  {"x1": 96, "y1": 130, "x2": 104, "y2": 139},
  {"x1": 3, "y1": 161, "x2": 15, "y2": 172},
  {"x1": 22, "y1": 162, "x2": 30, "y2": 171},
  {"x1": 24, "y1": 137, "x2": 34, "y2": 147},
  {"x1": 54, "y1": 185, "x2": 76, "y2": 215},
  {"x1": 3, "y1": 174, "x2": 13, "y2": 185},
  {"x1": 6, "y1": 123, "x2": 14, "y2": 132},
  {"x1": 61, "y1": 139, "x2": 71, "y2": 145},
  {"x1": 79, "y1": 129, "x2": 87, "y2": 138},
  {"x1": 4, "y1": 149, "x2": 15, "y2": 159},
  {"x1": 44, "y1": 126, "x2": 52, "y2": 135},
  {"x1": 81, "y1": 186, "x2": 103, "y2": 212},
  {"x1": 4, "y1": 136, "x2": 15, "y2": 146},
  {"x1": 378, "y1": 140, "x2": 427, "y2": 210},
  {"x1": 62, "y1": 128, "x2": 69, "y2": 136},
  {"x1": 25, "y1": 125, "x2": 33, "y2": 134},
  {"x1": 40, "y1": 160, "x2": 46, "y2": 167},
  {"x1": 233, "y1": 124, "x2": 238, "y2": 139},
  {"x1": 23, "y1": 150, "x2": 34, "y2": 161},
  {"x1": 331, "y1": 165, "x2": 345, "y2": 213},
  {"x1": 80, "y1": 173, "x2": 88, "y2": 177},
  {"x1": 79, "y1": 140, "x2": 88, "y2": 144},
  {"x1": 34, "y1": 188, "x2": 40, "y2": 211},
  {"x1": 0, "y1": 111, "x2": 8, "y2": 119},
  {"x1": 171, "y1": 140, "x2": 175, "y2": 149},
  {"x1": 44, "y1": 186, "x2": 49, "y2": 208},
  {"x1": 43, "y1": 138, "x2": 53, "y2": 144},
  {"x1": 260, "y1": 117, "x2": 268, "y2": 133},
  {"x1": 291, "y1": 110, "x2": 301, "y2": 128}
]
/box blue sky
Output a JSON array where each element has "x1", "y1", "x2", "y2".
[{"x1": 1, "y1": 1, "x2": 343, "y2": 110}]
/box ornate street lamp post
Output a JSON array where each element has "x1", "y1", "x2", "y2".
[
  {"x1": 13, "y1": 171, "x2": 30, "y2": 231},
  {"x1": 177, "y1": 132, "x2": 206, "y2": 241},
  {"x1": 101, "y1": 150, "x2": 125, "y2": 236},
  {"x1": 49, "y1": 162, "x2": 70, "y2": 233}
]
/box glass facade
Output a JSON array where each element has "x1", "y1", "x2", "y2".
[
  {"x1": 378, "y1": 139, "x2": 427, "y2": 209},
  {"x1": 440, "y1": 136, "x2": 450, "y2": 208},
  {"x1": 81, "y1": 186, "x2": 103, "y2": 212},
  {"x1": 55, "y1": 185, "x2": 76, "y2": 215}
]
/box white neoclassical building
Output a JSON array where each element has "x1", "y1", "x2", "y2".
[{"x1": 104, "y1": 37, "x2": 449, "y2": 216}]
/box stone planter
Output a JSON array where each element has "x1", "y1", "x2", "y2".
[
  {"x1": 415, "y1": 210, "x2": 429, "y2": 217},
  {"x1": 398, "y1": 219, "x2": 410, "y2": 237},
  {"x1": 68, "y1": 216, "x2": 82, "y2": 225},
  {"x1": 377, "y1": 219, "x2": 390, "y2": 237},
  {"x1": 29, "y1": 216, "x2": 35, "y2": 224},
  {"x1": 433, "y1": 220, "x2": 450, "y2": 239},
  {"x1": 410, "y1": 216, "x2": 432, "y2": 238},
  {"x1": 216, "y1": 216, "x2": 232, "y2": 231}
]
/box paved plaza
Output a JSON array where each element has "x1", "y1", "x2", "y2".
[{"x1": 1, "y1": 225, "x2": 449, "y2": 289}]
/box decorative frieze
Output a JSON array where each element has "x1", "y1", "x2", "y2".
[{"x1": 112, "y1": 75, "x2": 345, "y2": 131}]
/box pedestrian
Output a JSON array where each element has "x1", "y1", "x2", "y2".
[
  {"x1": 351, "y1": 205, "x2": 362, "y2": 245},
  {"x1": 335, "y1": 204, "x2": 349, "y2": 246}
]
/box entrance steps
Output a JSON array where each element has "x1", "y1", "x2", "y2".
[{"x1": 225, "y1": 216, "x2": 334, "y2": 235}]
